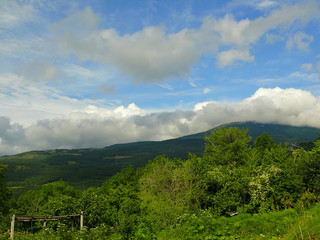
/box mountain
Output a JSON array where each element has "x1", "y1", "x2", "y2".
[{"x1": 1, "y1": 121, "x2": 319, "y2": 197}]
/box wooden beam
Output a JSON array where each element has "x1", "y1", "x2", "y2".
[
  {"x1": 80, "y1": 211, "x2": 84, "y2": 230},
  {"x1": 14, "y1": 214, "x2": 81, "y2": 222},
  {"x1": 10, "y1": 215, "x2": 15, "y2": 240}
]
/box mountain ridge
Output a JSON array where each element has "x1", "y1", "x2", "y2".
[{"x1": 1, "y1": 121, "x2": 320, "y2": 197}]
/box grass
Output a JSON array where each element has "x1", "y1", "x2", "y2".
[
  {"x1": 158, "y1": 204, "x2": 320, "y2": 240},
  {"x1": 1, "y1": 205, "x2": 319, "y2": 239}
]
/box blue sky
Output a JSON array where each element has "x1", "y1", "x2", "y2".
[{"x1": 1, "y1": 0, "x2": 320, "y2": 155}]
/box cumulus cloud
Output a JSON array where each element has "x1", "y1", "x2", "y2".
[
  {"x1": 189, "y1": 87, "x2": 320, "y2": 131},
  {"x1": 51, "y1": 0, "x2": 319, "y2": 82},
  {"x1": 217, "y1": 49, "x2": 254, "y2": 68},
  {"x1": 55, "y1": 25, "x2": 200, "y2": 83},
  {"x1": 1, "y1": 87, "x2": 320, "y2": 156}
]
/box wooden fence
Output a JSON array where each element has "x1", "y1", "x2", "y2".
[{"x1": 10, "y1": 211, "x2": 84, "y2": 239}]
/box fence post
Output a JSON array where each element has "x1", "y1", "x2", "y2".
[
  {"x1": 10, "y1": 214, "x2": 15, "y2": 240},
  {"x1": 80, "y1": 211, "x2": 84, "y2": 230}
]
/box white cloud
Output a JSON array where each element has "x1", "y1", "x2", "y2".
[
  {"x1": 188, "y1": 79, "x2": 197, "y2": 87},
  {"x1": 71, "y1": 103, "x2": 146, "y2": 119},
  {"x1": 0, "y1": 73, "x2": 99, "y2": 127},
  {"x1": 0, "y1": 1, "x2": 36, "y2": 29},
  {"x1": 0, "y1": 1, "x2": 49, "y2": 60},
  {"x1": 217, "y1": 49, "x2": 254, "y2": 67},
  {"x1": 51, "y1": 7, "x2": 99, "y2": 37},
  {"x1": 1, "y1": 87, "x2": 320, "y2": 155},
  {"x1": 257, "y1": 0, "x2": 278, "y2": 9},
  {"x1": 225, "y1": 0, "x2": 279, "y2": 12},
  {"x1": 317, "y1": 62, "x2": 320, "y2": 72},
  {"x1": 288, "y1": 71, "x2": 319, "y2": 83},
  {"x1": 156, "y1": 83, "x2": 174, "y2": 90},
  {"x1": 301, "y1": 63, "x2": 313, "y2": 72},
  {"x1": 56, "y1": 25, "x2": 201, "y2": 83},
  {"x1": 203, "y1": 88, "x2": 211, "y2": 94},
  {"x1": 62, "y1": 64, "x2": 97, "y2": 79},
  {"x1": 209, "y1": 14, "x2": 251, "y2": 46},
  {"x1": 286, "y1": 32, "x2": 314, "y2": 52},
  {"x1": 51, "y1": 0, "x2": 320, "y2": 81},
  {"x1": 212, "y1": 0, "x2": 319, "y2": 47},
  {"x1": 190, "y1": 87, "x2": 320, "y2": 132},
  {"x1": 0, "y1": 37, "x2": 48, "y2": 59}
]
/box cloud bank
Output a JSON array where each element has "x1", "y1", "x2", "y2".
[{"x1": 1, "y1": 87, "x2": 320, "y2": 155}]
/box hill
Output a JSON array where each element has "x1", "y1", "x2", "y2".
[{"x1": 1, "y1": 121, "x2": 319, "y2": 196}]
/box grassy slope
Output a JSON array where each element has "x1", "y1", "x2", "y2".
[{"x1": 1, "y1": 122, "x2": 320, "y2": 197}]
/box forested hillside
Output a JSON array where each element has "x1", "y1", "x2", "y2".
[
  {"x1": 1, "y1": 122, "x2": 319, "y2": 198},
  {"x1": 0, "y1": 126, "x2": 320, "y2": 239}
]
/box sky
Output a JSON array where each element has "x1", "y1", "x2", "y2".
[{"x1": 1, "y1": 0, "x2": 320, "y2": 155}]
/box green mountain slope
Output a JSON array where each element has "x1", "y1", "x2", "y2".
[{"x1": 1, "y1": 121, "x2": 319, "y2": 196}]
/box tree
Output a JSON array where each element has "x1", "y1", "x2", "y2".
[
  {"x1": 79, "y1": 166, "x2": 141, "y2": 238},
  {"x1": 203, "y1": 127, "x2": 252, "y2": 166},
  {"x1": 0, "y1": 164, "x2": 12, "y2": 228},
  {"x1": 254, "y1": 132, "x2": 276, "y2": 151},
  {"x1": 139, "y1": 155, "x2": 206, "y2": 231},
  {"x1": 295, "y1": 139, "x2": 320, "y2": 192},
  {"x1": 251, "y1": 134, "x2": 305, "y2": 211},
  {"x1": 17, "y1": 180, "x2": 79, "y2": 215}
]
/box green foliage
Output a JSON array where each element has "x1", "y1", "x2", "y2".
[
  {"x1": 16, "y1": 180, "x2": 79, "y2": 216},
  {"x1": 204, "y1": 127, "x2": 251, "y2": 166},
  {"x1": 79, "y1": 166, "x2": 141, "y2": 238},
  {"x1": 2, "y1": 122, "x2": 319, "y2": 198},
  {"x1": 0, "y1": 164, "x2": 12, "y2": 230},
  {"x1": 2, "y1": 126, "x2": 320, "y2": 239},
  {"x1": 312, "y1": 138, "x2": 320, "y2": 155},
  {"x1": 157, "y1": 205, "x2": 320, "y2": 240},
  {"x1": 246, "y1": 165, "x2": 281, "y2": 213},
  {"x1": 294, "y1": 144, "x2": 320, "y2": 193},
  {"x1": 206, "y1": 164, "x2": 250, "y2": 215},
  {"x1": 0, "y1": 164, "x2": 11, "y2": 210},
  {"x1": 254, "y1": 132, "x2": 277, "y2": 151},
  {"x1": 139, "y1": 156, "x2": 189, "y2": 230}
]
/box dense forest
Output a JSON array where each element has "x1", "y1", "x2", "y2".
[{"x1": 0, "y1": 127, "x2": 320, "y2": 239}]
